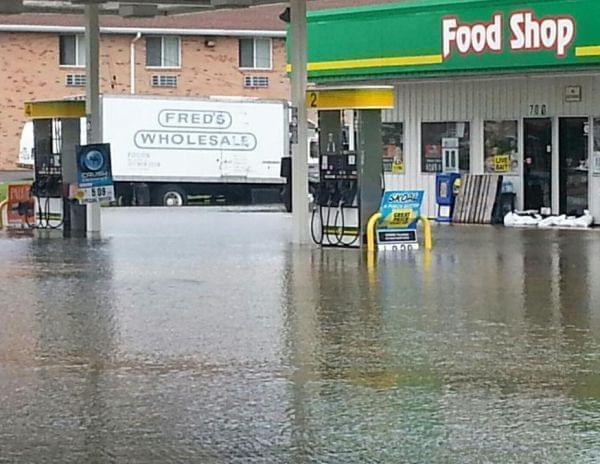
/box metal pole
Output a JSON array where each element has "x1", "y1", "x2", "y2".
[
  {"x1": 290, "y1": 0, "x2": 309, "y2": 244},
  {"x1": 85, "y1": 3, "x2": 102, "y2": 235}
]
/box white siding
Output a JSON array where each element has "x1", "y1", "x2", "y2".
[{"x1": 383, "y1": 73, "x2": 600, "y2": 219}]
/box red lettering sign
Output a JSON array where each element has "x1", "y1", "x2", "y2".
[
  {"x1": 7, "y1": 183, "x2": 34, "y2": 227},
  {"x1": 442, "y1": 12, "x2": 575, "y2": 59}
]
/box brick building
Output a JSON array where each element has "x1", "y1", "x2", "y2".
[
  {"x1": 0, "y1": 5, "x2": 291, "y2": 170},
  {"x1": 0, "y1": 0, "x2": 397, "y2": 171}
]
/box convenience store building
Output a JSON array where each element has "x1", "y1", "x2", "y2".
[{"x1": 304, "y1": 0, "x2": 600, "y2": 218}]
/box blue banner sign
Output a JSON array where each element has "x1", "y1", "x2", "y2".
[
  {"x1": 75, "y1": 143, "x2": 115, "y2": 204},
  {"x1": 379, "y1": 190, "x2": 424, "y2": 229}
]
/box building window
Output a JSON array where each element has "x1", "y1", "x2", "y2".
[
  {"x1": 421, "y1": 122, "x2": 470, "y2": 173},
  {"x1": 239, "y1": 38, "x2": 272, "y2": 69},
  {"x1": 59, "y1": 35, "x2": 86, "y2": 66},
  {"x1": 484, "y1": 120, "x2": 519, "y2": 174},
  {"x1": 382, "y1": 122, "x2": 404, "y2": 174},
  {"x1": 146, "y1": 36, "x2": 181, "y2": 68}
]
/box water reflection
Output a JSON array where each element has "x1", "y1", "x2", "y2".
[{"x1": 0, "y1": 211, "x2": 599, "y2": 462}]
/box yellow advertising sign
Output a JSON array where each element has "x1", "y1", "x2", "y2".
[
  {"x1": 387, "y1": 208, "x2": 415, "y2": 228},
  {"x1": 494, "y1": 154, "x2": 510, "y2": 173}
]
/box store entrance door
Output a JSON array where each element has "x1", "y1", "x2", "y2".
[
  {"x1": 524, "y1": 118, "x2": 553, "y2": 211},
  {"x1": 559, "y1": 117, "x2": 589, "y2": 215}
]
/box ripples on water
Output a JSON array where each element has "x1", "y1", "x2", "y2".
[{"x1": 0, "y1": 208, "x2": 599, "y2": 463}]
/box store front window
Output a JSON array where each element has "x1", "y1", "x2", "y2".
[
  {"x1": 421, "y1": 122, "x2": 470, "y2": 173},
  {"x1": 484, "y1": 120, "x2": 519, "y2": 174},
  {"x1": 382, "y1": 122, "x2": 404, "y2": 174}
]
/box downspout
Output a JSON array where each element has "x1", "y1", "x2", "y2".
[{"x1": 130, "y1": 32, "x2": 142, "y2": 94}]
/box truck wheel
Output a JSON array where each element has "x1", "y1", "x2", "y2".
[
  {"x1": 115, "y1": 184, "x2": 134, "y2": 206},
  {"x1": 156, "y1": 185, "x2": 187, "y2": 207}
]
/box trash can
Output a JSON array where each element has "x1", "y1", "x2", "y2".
[
  {"x1": 436, "y1": 172, "x2": 461, "y2": 222},
  {"x1": 493, "y1": 192, "x2": 516, "y2": 224}
]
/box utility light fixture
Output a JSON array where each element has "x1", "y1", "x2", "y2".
[
  {"x1": 210, "y1": 0, "x2": 252, "y2": 7},
  {"x1": 119, "y1": 3, "x2": 160, "y2": 17},
  {"x1": 0, "y1": 0, "x2": 24, "y2": 14}
]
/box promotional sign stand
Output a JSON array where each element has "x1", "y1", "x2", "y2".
[
  {"x1": 73, "y1": 143, "x2": 115, "y2": 204},
  {"x1": 3, "y1": 183, "x2": 35, "y2": 230},
  {"x1": 375, "y1": 190, "x2": 424, "y2": 251}
]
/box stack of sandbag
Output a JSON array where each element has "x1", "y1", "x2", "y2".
[
  {"x1": 538, "y1": 211, "x2": 593, "y2": 228},
  {"x1": 504, "y1": 211, "x2": 542, "y2": 227},
  {"x1": 504, "y1": 210, "x2": 594, "y2": 228}
]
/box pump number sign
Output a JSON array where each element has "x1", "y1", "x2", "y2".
[
  {"x1": 75, "y1": 143, "x2": 115, "y2": 204},
  {"x1": 377, "y1": 190, "x2": 424, "y2": 251}
]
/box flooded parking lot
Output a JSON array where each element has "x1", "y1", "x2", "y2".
[{"x1": 1, "y1": 207, "x2": 600, "y2": 463}]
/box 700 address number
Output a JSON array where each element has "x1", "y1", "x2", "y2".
[{"x1": 529, "y1": 104, "x2": 548, "y2": 116}]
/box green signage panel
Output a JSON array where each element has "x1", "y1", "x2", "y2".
[{"x1": 297, "y1": 0, "x2": 600, "y2": 81}]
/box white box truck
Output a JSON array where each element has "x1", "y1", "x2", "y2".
[{"x1": 19, "y1": 95, "x2": 318, "y2": 207}]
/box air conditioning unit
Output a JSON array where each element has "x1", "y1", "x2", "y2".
[
  {"x1": 152, "y1": 75, "x2": 177, "y2": 88},
  {"x1": 66, "y1": 74, "x2": 87, "y2": 87},
  {"x1": 244, "y1": 76, "x2": 269, "y2": 89}
]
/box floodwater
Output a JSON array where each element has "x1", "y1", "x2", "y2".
[{"x1": 1, "y1": 207, "x2": 600, "y2": 463}]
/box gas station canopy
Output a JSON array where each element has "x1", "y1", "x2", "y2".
[
  {"x1": 0, "y1": 0, "x2": 288, "y2": 16},
  {"x1": 2, "y1": 0, "x2": 312, "y2": 242}
]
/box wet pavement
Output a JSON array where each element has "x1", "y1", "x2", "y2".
[{"x1": 1, "y1": 207, "x2": 600, "y2": 463}]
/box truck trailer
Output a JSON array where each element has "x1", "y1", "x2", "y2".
[{"x1": 19, "y1": 95, "x2": 318, "y2": 207}]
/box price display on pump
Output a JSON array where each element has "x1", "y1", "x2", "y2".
[{"x1": 75, "y1": 185, "x2": 116, "y2": 203}]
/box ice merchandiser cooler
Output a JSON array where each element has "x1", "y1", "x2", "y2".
[{"x1": 436, "y1": 172, "x2": 461, "y2": 222}]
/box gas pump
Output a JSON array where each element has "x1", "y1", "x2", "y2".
[
  {"x1": 308, "y1": 87, "x2": 394, "y2": 248},
  {"x1": 312, "y1": 110, "x2": 360, "y2": 246},
  {"x1": 25, "y1": 100, "x2": 87, "y2": 236}
]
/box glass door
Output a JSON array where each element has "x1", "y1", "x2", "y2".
[
  {"x1": 559, "y1": 117, "x2": 589, "y2": 216},
  {"x1": 524, "y1": 118, "x2": 553, "y2": 211}
]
